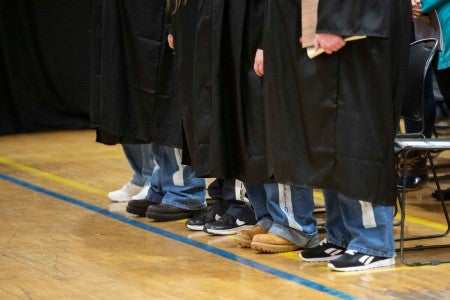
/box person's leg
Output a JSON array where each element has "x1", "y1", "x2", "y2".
[
  {"x1": 321, "y1": 189, "x2": 350, "y2": 248},
  {"x1": 207, "y1": 179, "x2": 234, "y2": 215},
  {"x1": 123, "y1": 144, "x2": 146, "y2": 186},
  {"x1": 302, "y1": 189, "x2": 395, "y2": 271},
  {"x1": 327, "y1": 194, "x2": 395, "y2": 271},
  {"x1": 221, "y1": 179, "x2": 245, "y2": 202},
  {"x1": 185, "y1": 179, "x2": 231, "y2": 231},
  {"x1": 141, "y1": 144, "x2": 155, "y2": 184},
  {"x1": 145, "y1": 144, "x2": 207, "y2": 221},
  {"x1": 147, "y1": 160, "x2": 164, "y2": 203},
  {"x1": 332, "y1": 194, "x2": 395, "y2": 257},
  {"x1": 125, "y1": 148, "x2": 162, "y2": 216},
  {"x1": 266, "y1": 184, "x2": 317, "y2": 236},
  {"x1": 301, "y1": 189, "x2": 395, "y2": 272},
  {"x1": 250, "y1": 183, "x2": 319, "y2": 253},
  {"x1": 234, "y1": 182, "x2": 271, "y2": 247},
  {"x1": 130, "y1": 143, "x2": 156, "y2": 200},
  {"x1": 299, "y1": 189, "x2": 347, "y2": 262},
  {"x1": 108, "y1": 144, "x2": 145, "y2": 201},
  {"x1": 203, "y1": 179, "x2": 256, "y2": 235}
]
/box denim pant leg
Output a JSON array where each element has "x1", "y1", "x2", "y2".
[
  {"x1": 322, "y1": 189, "x2": 350, "y2": 247},
  {"x1": 147, "y1": 161, "x2": 164, "y2": 203},
  {"x1": 153, "y1": 144, "x2": 206, "y2": 210},
  {"x1": 123, "y1": 144, "x2": 146, "y2": 186},
  {"x1": 243, "y1": 182, "x2": 272, "y2": 230},
  {"x1": 264, "y1": 183, "x2": 318, "y2": 246},
  {"x1": 140, "y1": 144, "x2": 155, "y2": 187},
  {"x1": 324, "y1": 189, "x2": 395, "y2": 258}
]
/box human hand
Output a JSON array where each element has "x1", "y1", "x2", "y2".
[
  {"x1": 314, "y1": 33, "x2": 345, "y2": 55},
  {"x1": 411, "y1": 0, "x2": 431, "y2": 23},
  {"x1": 254, "y1": 49, "x2": 264, "y2": 77},
  {"x1": 168, "y1": 34, "x2": 174, "y2": 49}
]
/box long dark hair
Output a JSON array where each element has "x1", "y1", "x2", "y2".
[{"x1": 166, "y1": 0, "x2": 186, "y2": 13}]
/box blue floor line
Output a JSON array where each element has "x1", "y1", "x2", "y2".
[{"x1": 0, "y1": 173, "x2": 355, "y2": 300}]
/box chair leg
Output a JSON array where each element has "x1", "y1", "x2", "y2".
[
  {"x1": 427, "y1": 151, "x2": 450, "y2": 236},
  {"x1": 397, "y1": 149, "x2": 450, "y2": 266}
]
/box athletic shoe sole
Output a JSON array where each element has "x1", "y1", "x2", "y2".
[
  {"x1": 251, "y1": 241, "x2": 300, "y2": 253},
  {"x1": 185, "y1": 224, "x2": 205, "y2": 231},
  {"x1": 299, "y1": 253, "x2": 343, "y2": 262},
  {"x1": 146, "y1": 211, "x2": 193, "y2": 222},
  {"x1": 327, "y1": 257, "x2": 395, "y2": 272},
  {"x1": 204, "y1": 225, "x2": 253, "y2": 236},
  {"x1": 108, "y1": 196, "x2": 132, "y2": 202}
]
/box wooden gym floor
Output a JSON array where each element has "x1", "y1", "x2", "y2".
[{"x1": 1, "y1": 129, "x2": 450, "y2": 299}]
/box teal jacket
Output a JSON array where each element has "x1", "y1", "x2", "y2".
[{"x1": 422, "y1": 0, "x2": 450, "y2": 69}]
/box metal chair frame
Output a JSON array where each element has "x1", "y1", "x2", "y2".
[{"x1": 395, "y1": 38, "x2": 450, "y2": 266}]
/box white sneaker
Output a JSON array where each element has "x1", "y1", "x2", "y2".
[
  {"x1": 108, "y1": 182, "x2": 143, "y2": 202},
  {"x1": 131, "y1": 185, "x2": 150, "y2": 200}
]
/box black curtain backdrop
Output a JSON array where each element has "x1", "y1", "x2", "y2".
[{"x1": 0, "y1": 1, "x2": 92, "y2": 135}]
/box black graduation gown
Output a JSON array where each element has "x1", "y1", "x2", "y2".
[
  {"x1": 170, "y1": 0, "x2": 202, "y2": 167},
  {"x1": 173, "y1": 0, "x2": 269, "y2": 182},
  {"x1": 264, "y1": 0, "x2": 411, "y2": 204},
  {"x1": 91, "y1": 0, "x2": 181, "y2": 148}
]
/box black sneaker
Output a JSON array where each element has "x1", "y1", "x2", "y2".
[
  {"x1": 299, "y1": 239, "x2": 346, "y2": 262},
  {"x1": 203, "y1": 214, "x2": 253, "y2": 235},
  {"x1": 185, "y1": 208, "x2": 222, "y2": 231},
  {"x1": 327, "y1": 250, "x2": 395, "y2": 272},
  {"x1": 146, "y1": 204, "x2": 207, "y2": 222},
  {"x1": 431, "y1": 188, "x2": 450, "y2": 201},
  {"x1": 185, "y1": 199, "x2": 231, "y2": 231}
]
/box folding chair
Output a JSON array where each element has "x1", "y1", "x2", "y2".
[{"x1": 395, "y1": 38, "x2": 450, "y2": 266}]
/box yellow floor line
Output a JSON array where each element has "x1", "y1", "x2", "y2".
[
  {"x1": 280, "y1": 251, "x2": 300, "y2": 260},
  {"x1": 395, "y1": 215, "x2": 448, "y2": 231},
  {"x1": 1, "y1": 156, "x2": 448, "y2": 231},
  {"x1": 3, "y1": 155, "x2": 445, "y2": 272},
  {"x1": 0, "y1": 156, "x2": 107, "y2": 197}
]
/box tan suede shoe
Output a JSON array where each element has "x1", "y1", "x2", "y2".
[
  {"x1": 234, "y1": 225, "x2": 268, "y2": 248},
  {"x1": 251, "y1": 233, "x2": 300, "y2": 253}
]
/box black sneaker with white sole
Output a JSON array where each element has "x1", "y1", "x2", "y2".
[
  {"x1": 299, "y1": 239, "x2": 346, "y2": 262},
  {"x1": 185, "y1": 208, "x2": 222, "y2": 231},
  {"x1": 185, "y1": 199, "x2": 231, "y2": 231},
  {"x1": 203, "y1": 214, "x2": 253, "y2": 235},
  {"x1": 327, "y1": 250, "x2": 395, "y2": 272},
  {"x1": 203, "y1": 204, "x2": 256, "y2": 235}
]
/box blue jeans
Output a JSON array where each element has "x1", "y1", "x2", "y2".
[
  {"x1": 147, "y1": 144, "x2": 206, "y2": 210},
  {"x1": 123, "y1": 144, "x2": 155, "y2": 187},
  {"x1": 244, "y1": 182, "x2": 317, "y2": 246},
  {"x1": 323, "y1": 189, "x2": 395, "y2": 258}
]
